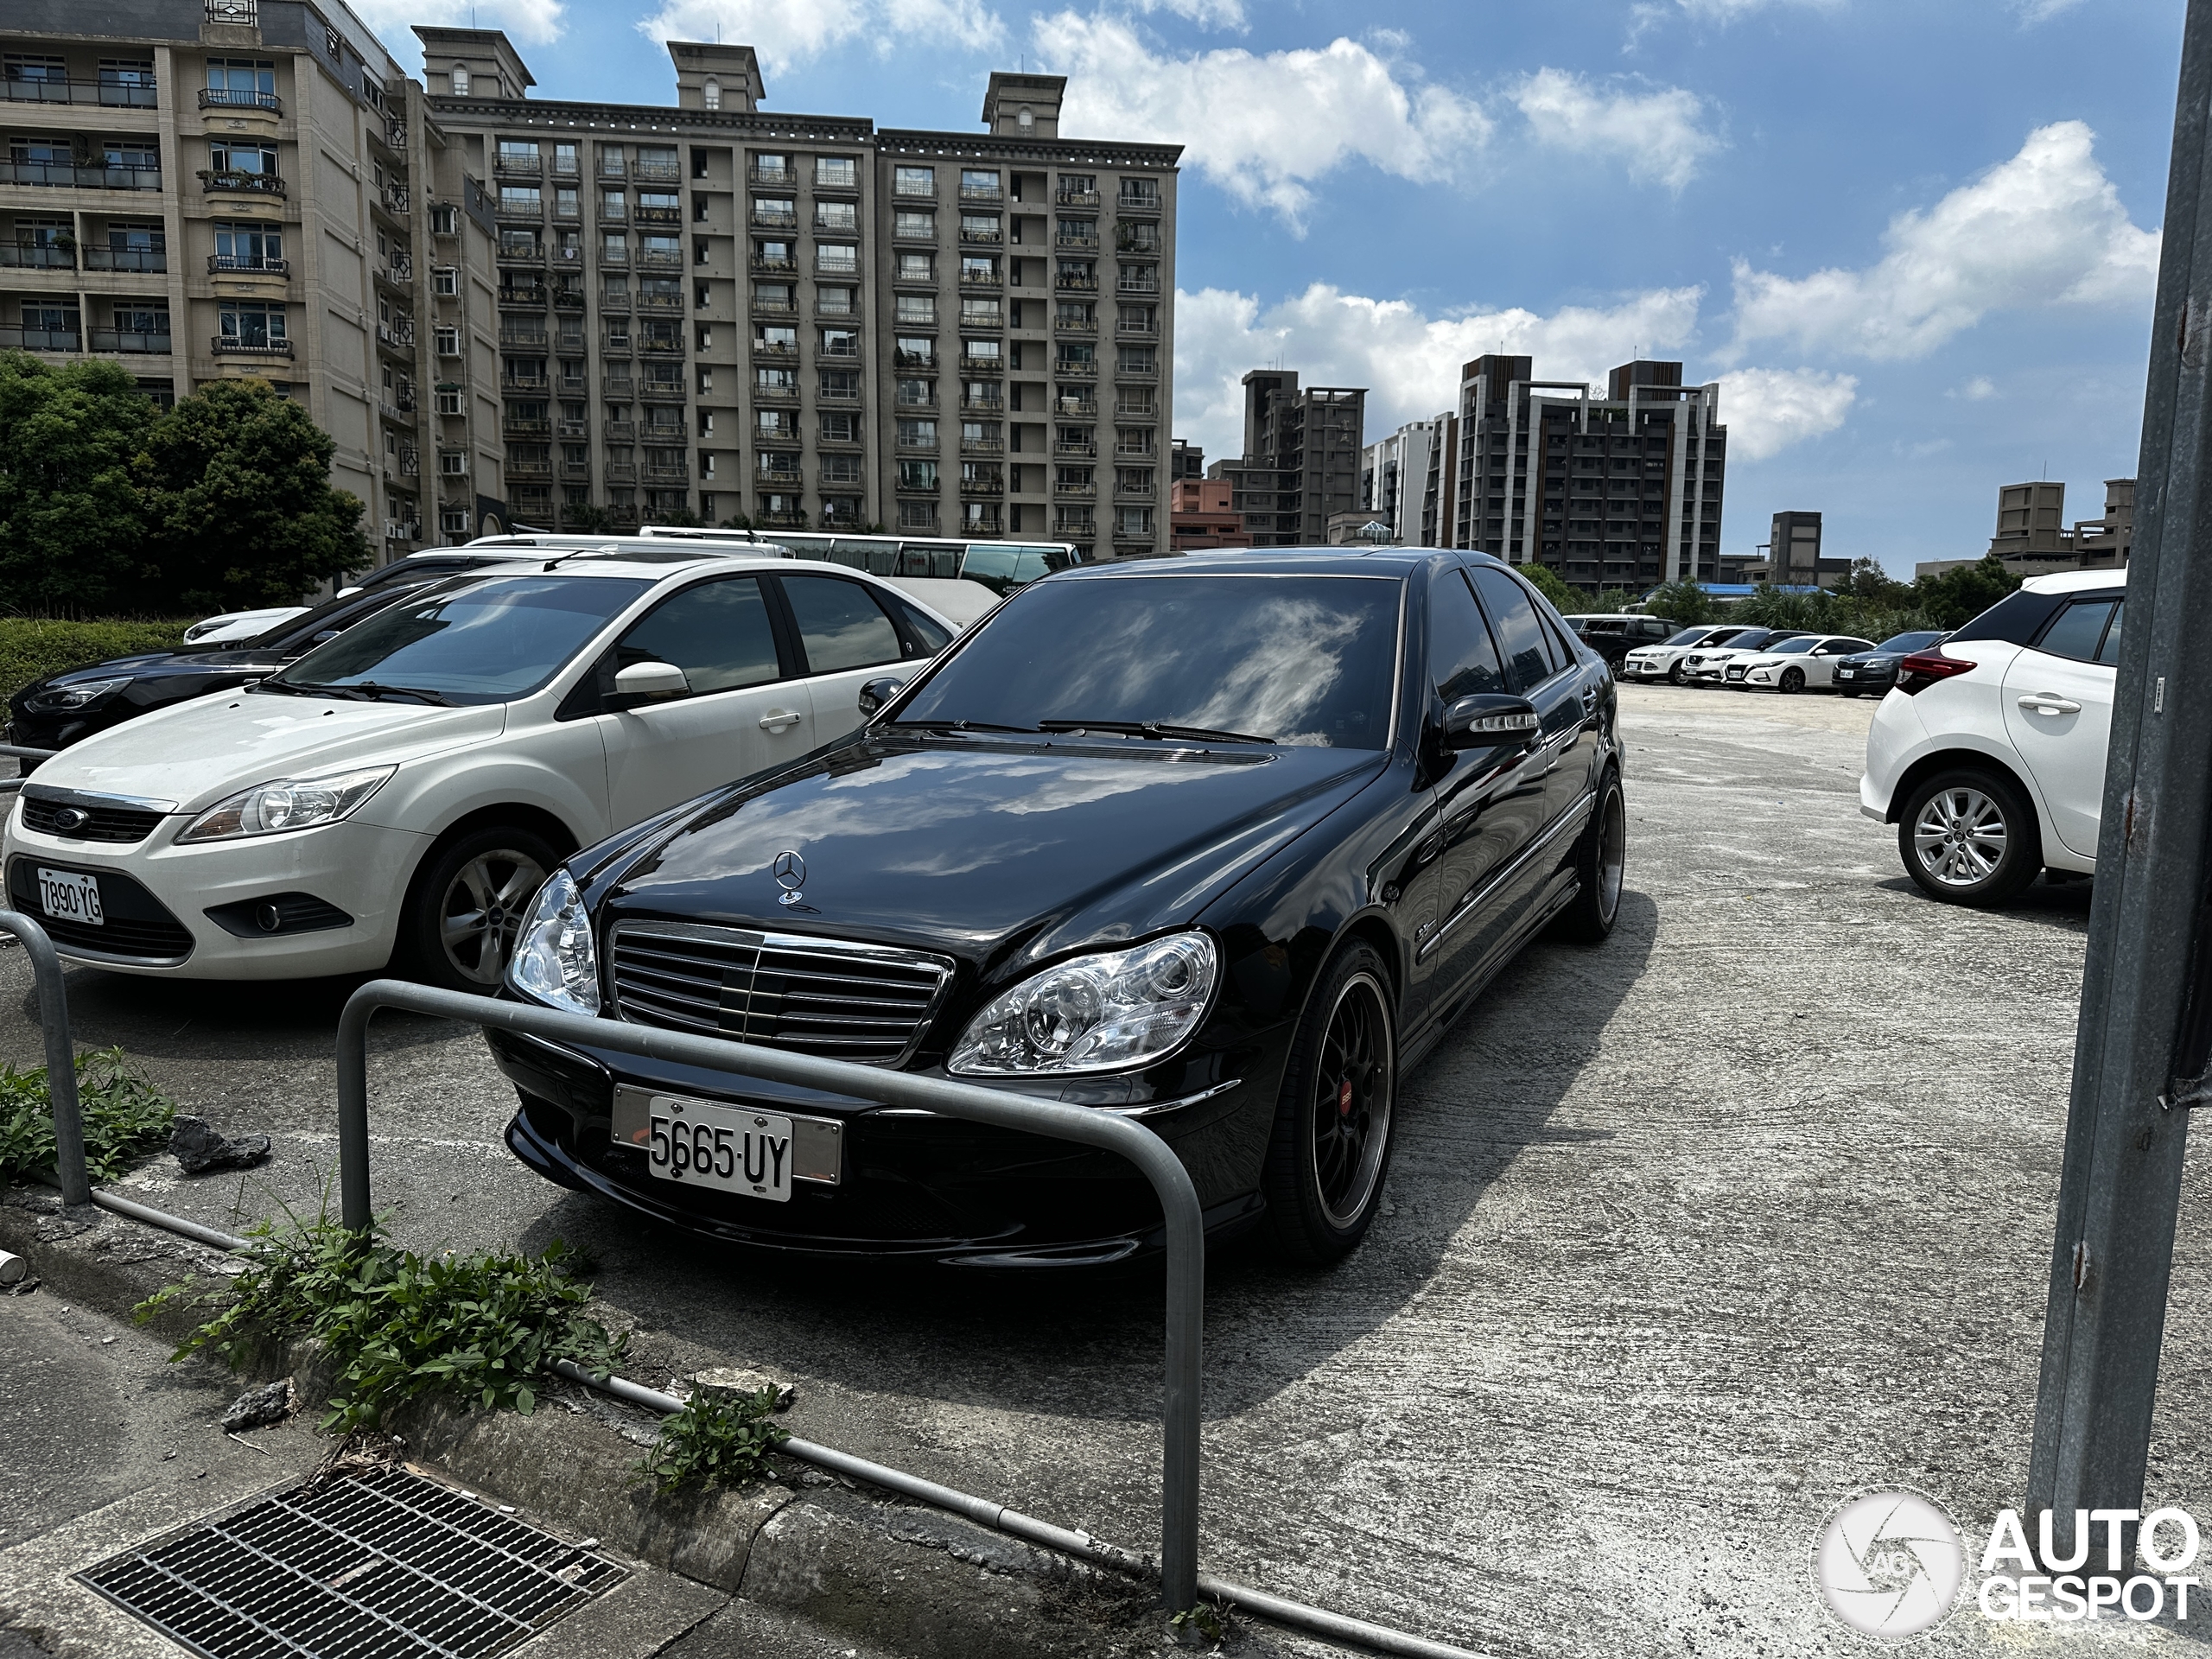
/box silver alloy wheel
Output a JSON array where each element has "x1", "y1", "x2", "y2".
[
  {"x1": 1310, "y1": 970, "x2": 1394, "y2": 1230},
  {"x1": 439, "y1": 848, "x2": 549, "y2": 985},
  {"x1": 1911, "y1": 787, "x2": 2007, "y2": 887}
]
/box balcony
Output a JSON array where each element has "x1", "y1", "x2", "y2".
[
  {"x1": 1053, "y1": 231, "x2": 1098, "y2": 250},
  {"x1": 0, "y1": 245, "x2": 74, "y2": 269},
  {"x1": 1115, "y1": 232, "x2": 1162, "y2": 255},
  {"x1": 751, "y1": 296, "x2": 795, "y2": 315},
  {"x1": 596, "y1": 202, "x2": 627, "y2": 225},
  {"x1": 637, "y1": 249, "x2": 682, "y2": 270},
  {"x1": 380, "y1": 186, "x2": 410, "y2": 216},
  {"x1": 634, "y1": 206, "x2": 680, "y2": 226},
  {"x1": 748, "y1": 166, "x2": 796, "y2": 187},
  {"x1": 958, "y1": 391, "x2": 1001, "y2": 412},
  {"x1": 959, "y1": 267, "x2": 1001, "y2": 287},
  {"x1": 501, "y1": 372, "x2": 550, "y2": 393},
  {"x1": 817, "y1": 379, "x2": 861, "y2": 403},
  {"x1": 198, "y1": 169, "x2": 280, "y2": 196},
  {"x1": 961, "y1": 437, "x2": 1004, "y2": 455},
  {"x1": 557, "y1": 418, "x2": 589, "y2": 440},
  {"x1": 88, "y1": 327, "x2": 170, "y2": 353},
  {"x1": 753, "y1": 340, "x2": 798, "y2": 358},
  {"x1": 603, "y1": 420, "x2": 637, "y2": 442},
  {"x1": 7, "y1": 78, "x2": 160, "y2": 109},
  {"x1": 890, "y1": 183, "x2": 937, "y2": 201},
  {"x1": 559, "y1": 461, "x2": 590, "y2": 482},
  {"x1": 759, "y1": 509, "x2": 809, "y2": 529},
  {"x1": 601, "y1": 334, "x2": 632, "y2": 358},
  {"x1": 634, "y1": 160, "x2": 681, "y2": 183},
  {"x1": 1054, "y1": 395, "x2": 1097, "y2": 417},
  {"x1": 206, "y1": 253, "x2": 282, "y2": 276},
  {"x1": 1116, "y1": 479, "x2": 1156, "y2": 499},
  {"x1": 1116, "y1": 321, "x2": 1160, "y2": 340},
  {"x1": 959, "y1": 182, "x2": 1002, "y2": 204},
  {"x1": 1117, "y1": 191, "x2": 1163, "y2": 214},
  {"x1": 639, "y1": 334, "x2": 685, "y2": 355},
  {"x1": 212, "y1": 334, "x2": 293, "y2": 357},
  {"x1": 377, "y1": 321, "x2": 416, "y2": 350},
  {"x1": 1054, "y1": 315, "x2": 1096, "y2": 334},
  {"x1": 1053, "y1": 480, "x2": 1096, "y2": 498},
  {"x1": 1117, "y1": 359, "x2": 1159, "y2": 381},
  {"x1": 1056, "y1": 188, "x2": 1100, "y2": 207},
  {"x1": 0, "y1": 327, "x2": 78, "y2": 350},
  {"x1": 494, "y1": 155, "x2": 543, "y2": 177},
  {"x1": 959, "y1": 225, "x2": 1001, "y2": 245},
  {"x1": 505, "y1": 460, "x2": 553, "y2": 480},
  {"x1": 604, "y1": 461, "x2": 637, "y2": 483},
  {"x1": 1056, "y1": 273, "x2": 1099, "y2": 292},
  {"x1": 1116, "y1": 277, "x2": 1160, "y2": 296},
  {"x1": 639, "y1": 378, "x2": 687, "y2": 402},
  {"x1": 375, "y1": 257, "x2": 414, "y2": 289},
  {"x1": 1052, "y1": 441, "x2": 1097, "y2": 459},
  {"x1": 1053, "y1": 359, "x2": 1098, "y2": 378},
  {"x1": 597, "y1": 289, "x2": 634, "y2": 314},
  {"x1": 748, "y1": 207, "x2": 798, "y2": 229},
  {"x1": 960, "y1": 474, "x2": 1004, "y2": 497},
  {"x1": 552, "y1": 289, "x2": 584, "y2": 311},
  {"x1": 1115, "y1": 404, "x2": 1159, "y2": 422},
  {"x1": 377, "y1": 119, "x2": 406, "y2": 152},
  {"x1": 3, "y1": 161, "x2": 162, "y2": 190},
  {"x1": 636, "y1": 292, "x2": 682, "y2": 312},
  {"x1": 502, "y1": 418, "x2": 551, "y2": 439},
  {"x1": 1114, "y1": 442, "x2": 1155, "y2": 460}
]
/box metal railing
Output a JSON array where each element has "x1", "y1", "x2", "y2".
[{"x1": 333, "y1": 980, "x2": 1205, "y2": 1605}]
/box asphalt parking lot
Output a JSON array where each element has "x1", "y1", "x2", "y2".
[{"x1": 6, "y1": 681, "x2": 2208, "y2": 1655}]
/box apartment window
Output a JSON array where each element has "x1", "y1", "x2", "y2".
[
  {"x1": 555, "y1": 188, "x2": 579, "y2": 219},
  {"x1": 895, "y1": 296, "x2": 935, "y2": 325},
  {"x1": 498, "y1": 138, "x2": 538, "y2": 168},
  {"x1": 1119, "y1": 178, "x2": 1162, "y2": 208},
  {"x1": 896, "y1": 251, "x2": 934, "y2": 283},
  {"x1": 756, "y1": 449, "x2": 801, "y2": 480},
  {"x1": 898, "y1": 418, "x2": 938, "y2": 449},
  {"x1": 816, "y1": 243, "x2": 857, "y2": 275},
  {"x1": 1058, "y1": 172, "x2": 1096, "y2": 200},
  {"x1": 1057, "y1": 216, "x2": 1096, "y2": 245},
  {"x1": 899, "y1": 459, "x2": 939, "y2": 492},
  {"x1": 820, "y1": 412, "x2": 858, "y2": 442},
  {"x1": 597, "y1": 143, "x2": 626, "y2": 177},
  {"x1": 755, "y1": 410, "x2": 796, "y2": 441},
  {"x1": 818, "y1": 368, "x2": 859, "y2": 399},
  {"x1": 601, "y1": 233, "x2": 629, "y2": 265},
  {"x1": 207, "y1": 58, "x2": 276, "y2": 105},
  {"x1": 440, "y1": 450, "x2": 467, "y2": 476},
  {"x1": 1116, "y1": 345, "x2": 1156, "y2": 374},
  {"x1": 500, "y1": 185, "x2": 542, "y2": 216},
  {"x1": 753, "y1": 151, "x2": 791, "y2": 181},
  {"x1": 213, "y1": 221, "x2": 282, "y2": 269},
  {"x1": 899, "y1": 500, "x2": 938, "y2": 530},
  {"x1": 819, "y1": 327, "x2": 859, "y2": 357},
  {"x1": 1115, "y1": 505, "x2": 1153, "y2": 537},
  {"x1": 553, "y1": 143, "x2": 579, "y2": 176},
  {"x1": 639, "y1": 190, "x2": 681, "y2": 220},
  {"x1": 218, "y1": 300, "x2": 285, "y2": 346},
  {"x1": 895, "y1": 335, "x2": 935, "y2": 366},
  {"x1": 959, "y1": 214, "x2": 1001, "y2": 244},
  {"x1": 435, "y1": 324, "x2": 461, "y2": 355},
  {"x1": 756, "y1": 366, "x2": 798, "y2": 394},
  {"x1": 209, "y1": 139, "x2": 276, "y2": 176},
  {"x1": 822, "y1": 454, "x2": 862, "y2": 484},
  {"x1": 960, "y1": 168, "x2": 1001, "y2": 200},
  {"x1": 599, "y1": 188, "x2": 626, "y2": 220},
  {"x1": 430, "y1": 205, "x2": 458, "y2": 235},
  {"x1": 815, "y1": 200, "x2": 856, "y2": 232},
  {"x1": 962, "y1": 298, "x2": 1002, "y2": 327},
  {"x1": 638, "y1": 145, "x2": 678, "y2": 179},
  {"x1": 755, "y1": 324, "x2": 798, "y2": 352},
  {"x1": 702, "y1": 79, "x2": 721, "y2": 111},
  {"x1": 435, "y1": 388, "x2": 463, "y2": 416},
  {"x1": 449, "y1": 65, "x2": 470, "y2": 95},
  {"x1": 814, "y1": 156, "x2": 857, "y2": 188},
  {"x1": 961, "y1": 255, "x2": 999, "y2": 283},
  {"x1": 962, "y1": 338, "x2": 1001, "y2": 366},
  {"x1": 895, "y1": 377, "x2": 935, "y2": 407},
  {"x1": 893, "y1": 165, "x2": 935, "y2": 198},
  {"x1": 817, "y1": 285, "x2": 855, "y2": 315},
  {"x1": 894, "y1": 209, "x2": 936, "y2": 240}
]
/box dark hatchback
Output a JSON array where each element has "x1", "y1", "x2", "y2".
[
  {"x1": 489, "y1": 550, "x2": 1627, "y2": 1268},
  {"x1": 8, "y1": 552, "x2": 529, "y2": 760},
  {"x1": 1830, "y1": 630, "x2": 1952, "y2": 697}
]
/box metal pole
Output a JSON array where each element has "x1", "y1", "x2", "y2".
[
  {"x1": 0, "y1": 911, "x2": 84, "y2": 1205},
  {"x1": 339, "y1": 977, "x2": 1204, "y2": 1611},
  {"x1": 2026, "y1": 0, "x2": 2212, "y2": 1560}
]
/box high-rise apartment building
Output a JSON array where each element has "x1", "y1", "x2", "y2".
[
  {"x1": 414, "y1": 31, "x2": 1180, "y2": 558},
  {"x1": 1975, "y1": 477, "x2": 2133, "y2": 574},
  {"x1": 1767, "y1": 510, "x2": 1821, "y2": 584},
  {"x1": 1359, "y1": 416, "x2": 1446, "y2": 543},
  {"x1": 1430, "y1": 355, "x2": 1726, "y2": 589},
  {"x1": 1206, "y1": 369, "x2": 1364, "y2": 546},
  {"x1": 0, "y1": 0, "x2": 511, "y2": 561}
]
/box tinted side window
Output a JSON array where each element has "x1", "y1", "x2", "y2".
[
  {"x1": 2097, "y1": 599, "x2": 2125, "y2": 664},
  {"x1": 1469, "y1": 568, "x2": 1557, "y2": 690},
  {"x1": 783, "y1": 575, "x2": 904, "y2": 673},
  {"x1": 2036, "y1": 599, "x2": 2117, "y2": 664},
  {"x1": 1427, "y1": 570, "x2": 1507, "y2": 702},
  {"x1": 1948, "y1": 587, "x2": 2070, "y2": 645},
  {"x1": 883, "y1": 592, "x2": 952, "y2": 654},
  {"x1": 614, "y1": 576, "x2": 780, "y2": 694}
]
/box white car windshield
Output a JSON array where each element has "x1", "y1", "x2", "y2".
[
  {"x1": 266, "y1": 575, "x2": 653, "y2": 705},
  {"x1": 1765, "y1": 638, "x2": 1819, "y2": 654}
]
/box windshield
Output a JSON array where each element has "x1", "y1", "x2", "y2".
[
  {"x1": 268, "y1": 575, "x2": 652, "y2": 704},
  {"x1": 1766, "y1": 637, "x2": 1819, "y2": 655},
  {"x1": 244, "y1": 583, "x2": 427, "y2": 653},
  {"x1": 894, "y1": 574, "x2": 1402, "y2": 748},
  {"x1": 1662, "y1": 627, "x2": 1710, "y2": 646},
  {"x1": 1876, "y1": 631, "x2": 1945, "y2": 653}
]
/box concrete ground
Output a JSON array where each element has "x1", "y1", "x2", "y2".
[{"x1": 3, "y1": 681, "x2": 2206, "y2": 1655}]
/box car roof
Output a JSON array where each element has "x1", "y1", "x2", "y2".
[
  {"x1": 2023, "y1": 567, "x2": 2128, "y2": 594},
  {"x1": 1047, "y1": 545, "x2": 1504, "y2": 582}
]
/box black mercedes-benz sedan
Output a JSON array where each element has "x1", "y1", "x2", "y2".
[
  {"x1": 1830, "y1": 629, "x2": 1953, "y2": 698},
  {"x1": 489, "y1": 549, "x2": 1627, "y2": 1267}
]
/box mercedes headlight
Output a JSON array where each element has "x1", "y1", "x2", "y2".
[
  {"x1": 949, "y1": 933, "x2": 1217, "y2": 1077},
  {"x1": 30, "y1": 676, "x2": 130, "y2": 710},
  {"x1": 176, "y1": 765, "x2": 395, "y2": 842},
  {"x1": 506, "y1": 868, "x2": 600, "y2": 1015}
]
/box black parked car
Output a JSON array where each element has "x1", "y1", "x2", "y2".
[
  {"x1": 1832, "y1": 630, "x2": 1953, "y2": 697},
  {"x1": 8, "y1": 551, "x2": 531, "y2": 760},
  {"x1": 491, "y1": 549, "x2": 1628, "y2": 1267},
  {"x1": 1560, "y1": 613, "x2": 1674, "y2": 672}
]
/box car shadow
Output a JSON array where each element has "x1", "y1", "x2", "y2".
[
  {"x1": 510, "y1": 891, "x2": 1659, "y2": 1427},
  {"x1": 1869, "y1": 874, "x2": 2094, "y2": 934},
  {"x1": 14, "y1": 963, "x2": 474, "y2": 1060}
]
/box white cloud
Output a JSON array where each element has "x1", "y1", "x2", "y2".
[
  {"x1": 1173, "y1": 282, "x2": 1703, "y2": 461},
  {"x1": 1034, "y1": 14, "x2": 1489, "y2": 231},
  {"x1": 1669, "y1": 0, "x2": 1841, "y2": 17},
  {"x1": 2015, "y1": 0, "x2": 2087, "y2": 21},
  {"x1": 1951, "y1": 376, "x2": 1998, "y2": 400},
  {"x1": 1510, "y1": 67, "x2": 1721, "y2": 192},
  {"x1": 1727, "y1": 121, "x2": 2160, "y2": 362},
  {"x1": 634, "y1": 0, "x2": 1001, "y2": 73},
  {"x1": 1127, "y1": 0, "x2": 1247, "y2": 27},
  {"x1": 1715, "y1": 367, "x2": 1857, "y2": 460},
  {"x1": 356, "y1": 0, "x2": 563, "y2": 46}
]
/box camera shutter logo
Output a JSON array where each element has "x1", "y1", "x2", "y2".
[
  {"x1": 772, "y1": 850, "x2": 805, "y2": 906},
  {"x1": 1812, "y1": 1489, "x2": 1965, "y2": 1638}
]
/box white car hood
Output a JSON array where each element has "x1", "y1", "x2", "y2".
[{"x1": 32, "y1": 690, "x2": 506, "y2": 812}]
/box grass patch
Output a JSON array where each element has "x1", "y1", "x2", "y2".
[
  {"x1": 636, "y1": 1385, "x2": 790, "y2": 1496},
  {"x1": 137, "y1": 1203, "x2": 627, "y2": 1433},
  {"x1": 0, "y1": 1046, "x2": 175, "y2": 1185},
  {"x1": 0, "y1": 619, "x2": 194, "y2": 707}
]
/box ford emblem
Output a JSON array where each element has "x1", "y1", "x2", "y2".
[{"x1": 53, "y1": 806, "x2": 88, "y2": 833}]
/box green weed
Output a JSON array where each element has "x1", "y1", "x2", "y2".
[
  {"x1": 635, "y1": 1385, "x2": 790, "y2": 1496},
  {"x1": 0, "y1": 1046, "x2": 175, "y2": 1185}
]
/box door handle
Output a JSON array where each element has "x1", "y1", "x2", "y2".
[
  {"x1": 2018, "y1": 694, "x2": 2082, "y2": 715},
  {"x1": 759, "y1": 708, "x2": 805, "y2": 732},
  {"x1": 1580, "y1": 684, "x2": 1599, "y2": 715}
]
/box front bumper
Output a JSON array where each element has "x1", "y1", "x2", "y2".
[
  {"x1": 484, "y1": 1020, "x2": 1274, "y2": 1266},
  {"x1": 0, "y1": 810, "x2": 429, "y2": 977}
]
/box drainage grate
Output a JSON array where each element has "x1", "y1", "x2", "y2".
[{"x1": 77, "y1": 1465, "x2": 625, "y2": 1659}]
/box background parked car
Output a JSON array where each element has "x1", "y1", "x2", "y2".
[
  {"x1": 1860, "y1": 569, "x2": 2120, "y2": 906},
  {"x1": 1561, "y1": 613, "x2": 1675, "y2": 673},
  {"x1": 1681, "y1": 629, "x2": 1810, "y2": 684},
  {"x1": 1728, "y1": 635, "x2": 1878, "y2": 692},
  {"x1": 1621, "y1": 625, "x2": 1758, "y2": 683},
  {"x1": 181, "y1": 607, "x2": 309, "y2": 645},
  {"x1": 1832, "y1": 630, "x2": 1952, "y2": 698}
]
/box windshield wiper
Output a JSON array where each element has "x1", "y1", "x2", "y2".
[
  {"x1": 891, "y1": 718, "x2": 1041, "y2": 734},
  {"x1": 1036, "y1": 719, "x2": 1271, "y2": 745},
  {"x1": 280, "y1": 679, "x2": 454, "y2": 706}
]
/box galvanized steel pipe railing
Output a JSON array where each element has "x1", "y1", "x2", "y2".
[
  {"x1": 335, "y1": 977, "x2": 1206, "y2": 1613},
  {"x1": 0, "y1": 910, "x2": 86, "y2": 1204}
]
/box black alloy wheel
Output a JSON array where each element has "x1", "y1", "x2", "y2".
[
  {"x1": 402, "y1": 824, "x2": 560, "y2": 992},
  {"x1": 1556, "y1": 767, "x2": 1627, "y2": 943},
  {"x1": 1779, "y1": 667, "x2": 1806, "y2": 694},
  {"x1": 1262, "y1": 943, "x2": 1398, "y2": 1265}
]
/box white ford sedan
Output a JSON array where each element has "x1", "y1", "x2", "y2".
[{"x1": 3, "y1": 556, "x2": 954, "y2": 986}]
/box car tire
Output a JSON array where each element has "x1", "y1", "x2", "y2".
[
  {"x1": 1840, "y1": 690, "x2": 1860, "y2": 700},
  {"x1": 1897, "y1": 768, "x2": 2042, "y2": 908},
  {"x1": 1262, "y1": 942, "x2": 1398, "y2": 1267},
  {"x1": 1554, "y1": 767, "x2": 1626, "y2": 944},
  {"x1": 1779, "y1": 668, "x2": 1805, "y2": 694},
  {"x1": 400, "y1": 824, "x2": 560, "y2": 993},
  {"x1": 1666, "y1": 660, "x2": 1687, "y2": 684}
]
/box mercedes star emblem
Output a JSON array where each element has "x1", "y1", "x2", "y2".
[{"x1": 772, "y1": 850, "x2": 805, "y2": 906}]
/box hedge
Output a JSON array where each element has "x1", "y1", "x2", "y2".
[{"x1": 0, "y1": 619, "x2": 194, "y2": 710}]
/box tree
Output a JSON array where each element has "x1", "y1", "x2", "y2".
[
  {"x1": 1518, "y1": 562, "x2": 1582, "y2": 613},
  {"x1": 1912, "y1": 554, "x2": 2023, "y2": 629},
  {"x1": 559, "y1": 500, "x2": 612, "y2": 534},
  {"x1": 0, "y1": 353, "x2": 157, "y2": 615},
  {"x1": 1643, "y1": 580, "x2": 1715, "y2": 626},
  {"x1": 140, "y1": 378, "x2": 371, "y2": 613}
]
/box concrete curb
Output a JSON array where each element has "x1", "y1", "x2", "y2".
[{"x1": 0, "y1": 1188, "x2": 1288, "y2": 1659}]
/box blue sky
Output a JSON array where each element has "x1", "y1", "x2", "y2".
[{"x1": 361, "y1": 0, "x2": 2185, "y2": 574}]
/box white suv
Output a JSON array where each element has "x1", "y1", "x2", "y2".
[{"x1": 1860, "y1": 569, "x2": 2123, "y2": 906}]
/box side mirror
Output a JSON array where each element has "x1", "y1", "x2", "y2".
[
  {"x1": 857, "y1": 675, "x2": 908, "y2": 718},
  {"x1": 1440, "y1": 693, "x2": 1541, "y2": 752},
  {"x1": 607, "y1": 659, "x2": 689, "y2": 709}
]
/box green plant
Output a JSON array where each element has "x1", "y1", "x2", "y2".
[
  {"x1": 137, "y1": 1202, "x2": 626, "y2": 1433},
  {"x1": 1643, "y1": 579, "x2": 1717, "y2": 626},
  {"x1": 1518, "y1": 561, "x2": 1582, "y2": 614},
  {"x1": 635, "y1": 1385, "x2": 790, "y2": 1496},
  {"x1": 0, "y1": 1046, "x2": 175, "y2": 1184},
  {"x1": 0, "y1": 617, "x2": 194, "y2": 704},
  {"x1": 1170, "y1": 1599, "x2": 1235, "y2": 1644}
]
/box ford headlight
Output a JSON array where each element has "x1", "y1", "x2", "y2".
[
  {"x1": 949, "y1": 933, "x2": 1216, "y2": 1077},
  {"x1": 29, "y1": 676, "x2": 130, "y2": 711},
  {"x1": 507, "y1": 868, "x2": 600, "y2": 1015},
  {"x1": 176, "y1": 765, "x2": 395, "y2": 842}
]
